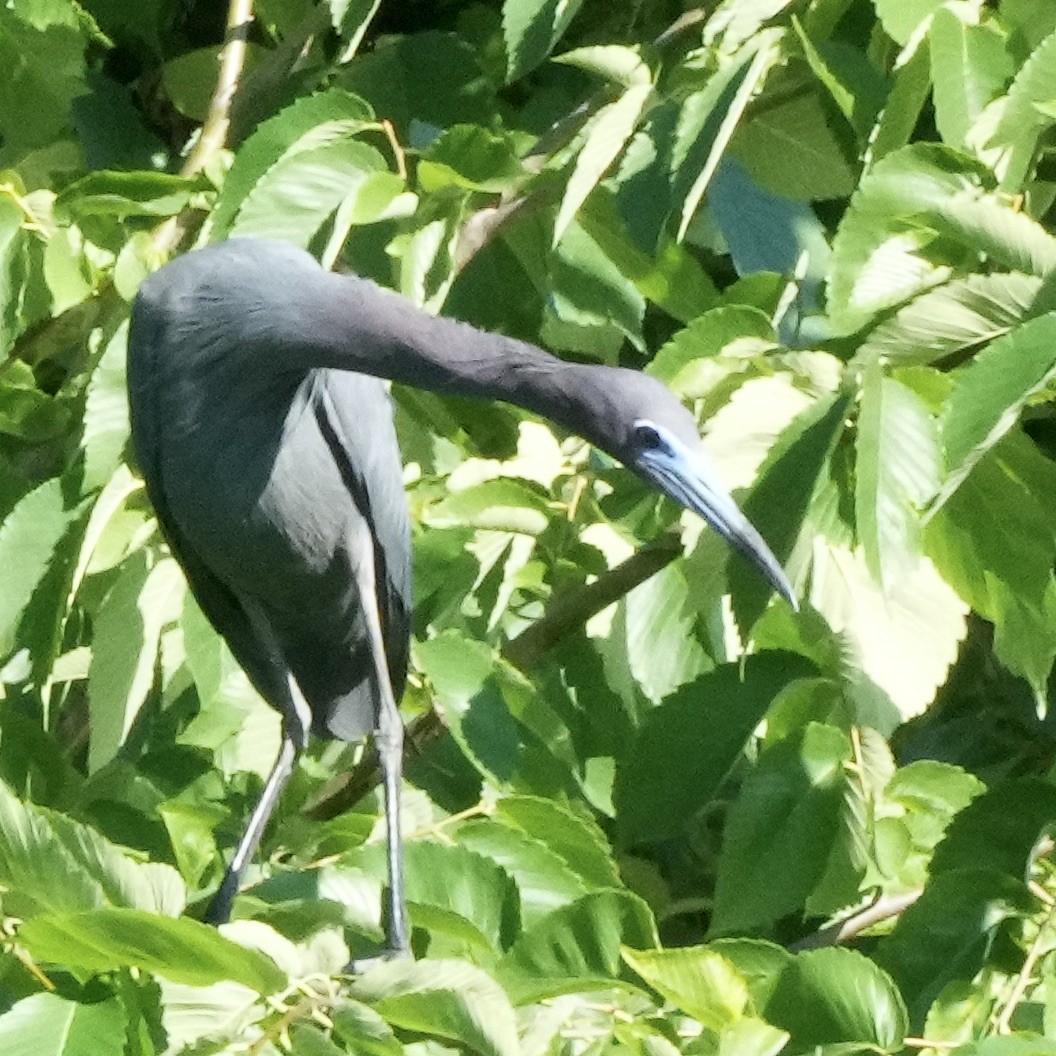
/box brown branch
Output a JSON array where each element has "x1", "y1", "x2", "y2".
[
  {"x1": 790, "y1": 890, "x2": 923, "y2": 951},
  {"x1": 304, "y1": 533, "x2": 683, "y2": 821},
  {"x1": 152, "y1": 0, "x2": 257, "y2": 256},
  {"x1": 453, "y1": 7, "x2": 711, "y2": 272}
]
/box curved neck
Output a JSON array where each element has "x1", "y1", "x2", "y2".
[{"x1": 315, "y1": 272, "x2": 586, "y2": 432}]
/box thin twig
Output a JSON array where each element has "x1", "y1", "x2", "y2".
[
  {"x1": 152, "y1": 0, "x2": 257, "y2": 256},
  {"x1": 993, "y1": 902, "x2": 1056, "y2": 1033},
  {"x1": 790, "y1": 889, "x2": 923, "y2": 951}
]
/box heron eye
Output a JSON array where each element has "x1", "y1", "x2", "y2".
[{"x1": 635, "y1": 422, "x2": 663, "y2": 449}]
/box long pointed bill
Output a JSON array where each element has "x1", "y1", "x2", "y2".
[{"x1": 632, "y1": 424, "x2": 797, "y2": 610}]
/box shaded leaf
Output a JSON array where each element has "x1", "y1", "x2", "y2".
[{"x1": 0, "y1": 994, "x2": 124, "y2": 1056}]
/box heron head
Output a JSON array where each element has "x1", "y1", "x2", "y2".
[{"x1": 575, "y1": 367, "x2": 796, "y2": 609}]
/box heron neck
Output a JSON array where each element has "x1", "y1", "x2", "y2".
[{"x1": 319, "y1": 273, "x2": 585, "y2": 429}]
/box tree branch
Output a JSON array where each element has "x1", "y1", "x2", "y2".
[
  {"x1": 303, "y1": 533, "x2": 684, "y2": 821},
  {"x1": 790, "y1": 890, "x2": 923, "y2": 951}
]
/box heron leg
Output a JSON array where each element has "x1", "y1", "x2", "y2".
[
  {"x1": 204, "y1": 604, "x2": 311, "y2": 926},
  {"x1": 356, "y1": 560, "x2": 410, "y2": 958}
]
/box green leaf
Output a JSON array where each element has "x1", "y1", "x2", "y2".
[
  {"x1": 877, "y1": 869, "x2": 1032, "y2": 1025},
  {"x1": 55, "y1": 171, "x2": 204, "y2": 223},
  {"x1": 19, "y1": 909, "x2": 286, "y2": 993},
  {"x1": 711, "y1": 723, "x2": 851, "y2": 935},
  {"x1": 0, "y1": 195, "x2": 26, "y2": 353},
  {"x1": 351, "y1": 958, "x2": 518, "y2": 1056},
  {"x1": 929, "y1": 5, "x2": 1013, "y2": 151},
  {"x1": 426, "y1": 478, "x2": 551, "y2": 535},
  {"x1": 732, "y1": 89, "x2": 856, "y2": 201},
  {"x1": 646, "y1": 305, "x2": 776, "y2": 392},
  {"x1": 231, "y1": 137, "x2": 401, "y2": 248},
  {"x1": 939, "y1": 314, "x2": 1056, "y2": 505},
  {"x1": 621, "y1": 561, "x2": 709, "y2": 704},
  {"x1": 503, "y1": 0, "x2": 585, "y2": 82},
  {"x1": 328, "y1": 0, "x2": 382, "y2": 58},
  {"x1": 989, "y1": 26, "x2": 1056, "y2": 190},
  {"x1": 870, "y1": 36, "x2": 932, "y2": 162},
  {"x1": 855, "y1": 272, "x2": 1041, "y2": 366},
  {"x1": 358, "y1": 839, "x2": 519, "y2": 951},
  {"x1": 0, "y1": 994, "x2": 125, "y2": 1056},
  {"x1": 678, "y1": 32, "x2": 782, "y2": 241},
  {"x1": 622, "y1": 945, "x2": 749, "y2": 1030},
  {"x1": 828, "y1": 144, "x2": 988, "y2": 330},
  {"x1": 211, "y1": 88, "x2": 375, "y2": 237},
  {"x1": 456, "y1": 818, "x2": 588, "y2": 931},
  {"x1": 87, "y1": 555, "x2": 184, "y2": 772},
  {"x1": 730, "y1": 392, "x2": 851, "y2": 635},
  {"x1": 874, "y1": 0, "x2": 944, "y2": 45},
  {"x1": 0, "y1": 478, "x2": 86, "y2": 659},
  {"x1": 855, "y1": 364, "x2": 940, "y2": 590},
  {"x1": 614, "y1": 653, "x2": 817, "y2": 845},
  {"x1": 418, "y1": 125, "x2": 524, "y2": 194},
  {"x1": 930, "y1": 778, "x2": 1056, "y2": 878},
  {"x1": 496, "y1": 795, "x2": 621, "y2": 889},
  {"x1": 496, "y1": 889, "x2": 658, "y2": 1003},
  {"x1": 81, "y1": 324, "x2": 130, "y2": 492},
  {"x1": 764, "y1": 947, "x2": 909, "y2": 1050},
  {"x1": 330, "y1": 1000, "x2": 403, "y2": 1056},
  {"x1": 554, "y1": 81, "x2": 652, "y2": 247}
]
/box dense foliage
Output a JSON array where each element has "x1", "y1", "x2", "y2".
[{"x1": 1, "y1": 0, "x2": 1056, "y2": 1051}]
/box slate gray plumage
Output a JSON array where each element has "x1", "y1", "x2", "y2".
[{"x1": 128, "y1": 238, "x2": 794, "y2": 956}]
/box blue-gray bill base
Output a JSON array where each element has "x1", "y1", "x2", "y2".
[{"x1": 127, "y1": 238, "x2": 795, "y2": 959}]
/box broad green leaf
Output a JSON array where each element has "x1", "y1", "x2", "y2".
[
  {"x1": 730, "y1": 393, "x2": 851, "y2": 635},
  {"x1": 496, "y1": 795, "x2": 621, "y2": 889},
  {"x1": 647, "y1": 305, "x2": 776, "y2": 390},
  {"x1": 54, "y1": 170, "x2": 204, "y2": 223},
  {"x1": 930, "y1": 778, "x2": 1056, "y2": 878},
  {"x1": 503, "y1": 0, "x2": 585, "y2": 82},
  {"x1": 621, "y1": 561, "x2": 709, "y2": 704},
  {"x1": 427, "y1": 477, "x2": 551, "y2": 535},
  {"x1": 0, "y1": 994, "x2": 124, "y2": 1056},
  {"x1": 874, "y1": 0, "x2": 944, "y2": 45},
  {"x1": 855, "y1": 272, "x2": 1041, "y2": 366},
  {"x1": 829, "y1": 144, "x2": 987, "y2": 329},
  {"x1": 554, "y1": 81, "x2": 652, "y2": 247},
  {"x1": 87, "y1": 554, "x2": 184, "y2": 772},
  {"x1": 416, "y1": 634, "x2": 525, "y2": 785},
  {"x1": 554, "y1": 45, "x2": 650, "y2": 87},
  {"x1": 930, "y1": 5, "x2": 1013, "y2": 151},
  {"x1": 622, "y1": 945, "x2": 749, "y2": 1030},
  {"x1": 855, "y1": 364, "x2": 940, "y2": 590},
  {"x1": 678, "y1": 32, "x2": 782, "y2": 241},
  {"x1": 989, "y1": 26, "x2": 1056, "y2": 189},
  {"x1": 330, "y1": 1000, "x2": 403, "y2": 1056},
  {"x1": 231, "y1": 138, "x2": 401, "y2": 248},
  {"x1": 614, "y1": 653, "x2": 817, "y2": 845},
  {"x1": 328, "y1": 0, "x2": 383, "y2": 58},
  {"x1": 357, "y1": 840, "x2": 519, "y2": 951},
  {"x1": 418, "y1": 125, "x2": 523, "y2": 194},
  {"x1": 939, "y1": 313, "x2": 1056, "y2": 504},
  {"x1": 163, "y1": 45, "x2": 264, "y2": 121},
  {"x1": 19, "y1": 909, "x2": 287, "y2": 993},
  {"x1": 0, "y1": 194, "x2": 26, "y2": 353},
  {"x1": 703, "y1": 0, "x2": 798, "y2": 50},
  {"x1": 870, "y1": 36, "x2": 932, "y2": 161},
  {"x1": 0, "y1": 779, "x2": 184, "y2": 919},
  {"x1": 764, "y1": 947, "x2": 909, "y2": 1050},
  {"x1": 732, "y1": 89, "x2": 856, "y2": 201},
  {"x1": 877, "y1": 869, "x2": 1032, "y2": 1025},
  {"x1": 808, "y1": 542, "x2": 968, "y2": 721},
  {"x1": 0, "y1": 477, "x2": 86, "y2": 659},
  {"x1": 709, "y1": 938, "x2": 793, "y2": 1011},
  {"x1": 351, "y1": 958, "x2": 518, "y2": 1056},
  {"x1": 211, "y1": 88, "x2": 375, "y2": 237},
  {"x1": 711, "y1": 723, "x2": 851, "y2": 934},
  {"x1": 81, "y1": 324, "x2": 130, "y2": 492},
  {"x1": 497, "y1": 889, "x2": 658, "y2": 1003},
  {"x1": 456, "y1": 818, "x2": 587, "y2": 930}
]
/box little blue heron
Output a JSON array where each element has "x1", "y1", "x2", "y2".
[{"x1": 128, "y1": 238, "x2": 794, "y2": 956}]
